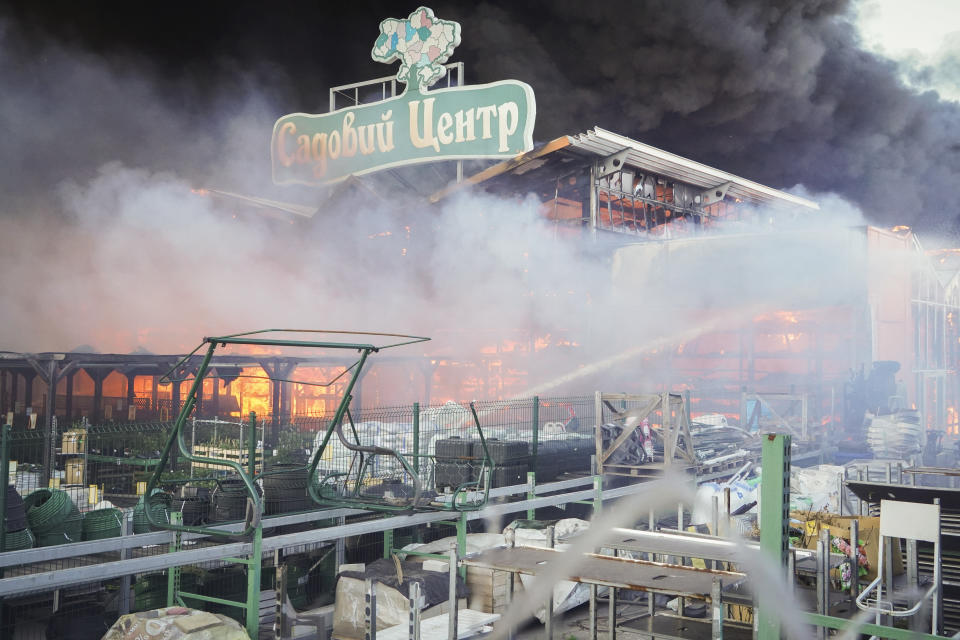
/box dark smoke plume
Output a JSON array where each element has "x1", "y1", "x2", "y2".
[
  {"x1": 439, "y1": 0, "x2": 960, "y2": 235},
  {"x1": 4, "y1": 1, "x2": 960, "y2": 234}
]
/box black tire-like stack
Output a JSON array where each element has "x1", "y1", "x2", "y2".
[
  {"x1": 484, "y1": 439, "x2": 529, "y2": 488},
  {"x1": 434, "y1": 436, "x2": 478, "y2": 490},
  {"x1": 133, "y1": 490, "x2": 172, "y2": 534},
  {"x1": 3, "y1": 483, "x2": 33, "y2": 551},
  {"x1": 263, "y1": 463, "x2": 311, "y2": 515},
  {"x1": 174, "y1": 496, "x2": 210, "y2": 526},
  {"x1": 210, "y1": 476, "x2": 261, "y2": 523},
  {"x1": 434, "y1": 437, "x2": 531, "y2": 489}
]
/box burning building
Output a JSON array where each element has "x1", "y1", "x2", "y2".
[{"x1": 2, "y1": 125, "x2": 959, "y2": 454}]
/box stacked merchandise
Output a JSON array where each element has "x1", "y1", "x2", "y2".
[
  {"x1": 485, "y1": 439, "x2": 529, "y2": 488},
  {"x1": 865, "y1": 409, "x2": 923, "y2": 460},
  {"x1": 210, "y1": 476, "x2": 261, "y2": 523},
  {"x1": 4, "y1": 483, "x2": 34, "y2": 550},
  {"x1": 263, "y1": 463, "x2": 311, "y2": 515},
  {"x1": 24, "y1": 488, "x2": 82, "y2": 546},
  {"x1": 133, "y1": 490, "x2": 172, "y2": 533},
  {"x1": 434, "y1": 436, "x2": 477, "y2": 490},
  {"x1": 434, "y1": 438, "x2": 532, "y2": 490},
  {"x1": 82, "y1": 507, "x2": 124, "y2": 540}
]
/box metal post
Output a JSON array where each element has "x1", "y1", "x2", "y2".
[
  {"x1": 0, "y1": 423, "x2": 8, "y2": 637},
  {"x1": 246, "y1": 514, "x2": 263, "y2": 639},
  {"x1": 248, "y1": 411, "x2": 257, "y2": 477},
  {"x1": 711, "y1": 577, "x2": 723, "y2": 640},
  {"x1": 167, "y1": 511, "x2": 183, "y2": 606},
  {"x1": 412, "y1": 402, "x2": 420, "y2": 476},
  {"x1": 365, "y1": 578, "x2": 377, "y2": 640},
  {"x1": 723, "y1": 487, "x2": 731, "y2": 537},
  {"x1": 42, "y1": 360, "x2": 57, "y2": 484},
  {"x1": 506, "y1": 529, "x2": 516, "y2": 640},
  {"x1": 589, "y1": 584, "x2": 598, "y2": 640},
  {"x1": 532, "y1": 396, "x2": 539, "y2": 484},
  {"x1": 849, "y1": 519, "x2": 860, "y2": 601},
  {"x1": 677, "y1": 502, "x2": 684, "y2": 531},
  {"x1": 545, "y1": 526, "x2": 555, "y2": 640},
  {"x1": 409, "y1": 581, "x2": 421, "y2": 640},
  {"x1": 884, "y1": 534, "x2": 894, "y2": 628},
  {"x1": 383, "y1": 529, "x2": 394, "y2": 559},
  {"x1": 816, "y1": 528, "x2": 828, "y2": 640},
  {"x1": 593, "y1": 475, "x2": 603, "y2": 516},
  {"x1": 448, "y1": 544, "x2": 458, "y2": 640},
  {"x1": 907, "y1": 538, "x2": 919, "y2": 632},
  {"x1": 336, "y1": 515, "x2": 346, "y2": 572},
  {"x1": 607, "y1": 581, "x2": 616, "y2": 640},
  {"x1": 648, "y1": 508, "x2": 655, "y2": 619},
  {"x1": 589, "y1": 162, "x2": 599, "y2": 240},
  {"x1": 527, "y1": 472, "x2": 536, "y2": 521},
  {"x1": 456, "y1": 510, "x2": 467, "y2": 579},
  {"x1": 757, "y1": 434, "x2": 791, "y2": 640},
  {"x1": 119, "y1": 513, "x2": 132, "y2": 615},
  {"x1": 275, "y1": 564, "x2": 287, "y2": 640},
  {"x1": 934, "y1": 498, "x2": 943, "y2": 635},
  {"x1": 710, "y1": 494, "x2": 719, "y2": 570}
]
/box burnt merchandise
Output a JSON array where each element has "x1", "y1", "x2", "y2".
[
  {"x1": 435, "y1": 436, "x2": 477, "y2": 461},
  {"x1": 490, "y1": 464, "x2": 527, "y2": 488},
  {"x1": 434, "y1": 461, "x2": 476, "y2": 489},
  {"x1": 475, "y1": 439, "x2": 528, "y2": 465}
]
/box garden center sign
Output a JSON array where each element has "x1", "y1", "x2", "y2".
[{"x1": 271, "y1": 7, "x2": 536, "y2": 185}]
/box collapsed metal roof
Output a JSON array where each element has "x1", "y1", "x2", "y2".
[{"x1": 432, "y1": 127, "x2": 820, "y2": 211}]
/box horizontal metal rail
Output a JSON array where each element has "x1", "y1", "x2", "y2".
[
  {"x1": 0, "y1": 476, "x2": 617, "y2": 596},
  {"x1": 802, "y1": 612, "x2": 941, "y2": 640},
  {"x1": 0, "y1": 507, "x2": 365, "y2": 569}
]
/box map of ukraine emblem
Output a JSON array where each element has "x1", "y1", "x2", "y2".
[{"x1": 372, "y1": 7, "x2": 462, "y2": 93}]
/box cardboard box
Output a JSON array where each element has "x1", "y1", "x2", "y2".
[
  {"x1": 795, "y1": 512, "x2": 902, "y2": 582},
  {"x1": 62, "y1": 430, "x2": 86, "y2": 454},
  {"x1": 65, "y1": 459, "x2": 84, "y2": 485}
]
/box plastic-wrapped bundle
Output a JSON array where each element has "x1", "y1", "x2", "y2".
[
  {"x1": 82, "y1": 507, "x2": 124, "y2": 540},
  {"x1": 24, "y1": 488, "x2": 83, "y2": 546},
  {"x1": 133, "y1": 490, "x2": 172, "y2": 533},
  {"x1": 866, "y1": 410, "x2": 923, "y2": 460}
]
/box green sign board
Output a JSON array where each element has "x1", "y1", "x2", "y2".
[{"x1": 271, "y1": 7, "x2": 536, "y2": 186}]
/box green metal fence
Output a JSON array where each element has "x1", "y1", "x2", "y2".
[
  {"x1": 4, "y1": 395, "x2": 599, "y2": 514},
  {"x1": 260, "y1": 395, "x2": 597, "y2": 506}
]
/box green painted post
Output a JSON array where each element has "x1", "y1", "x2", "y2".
[
  {"x1": 384, "y1": 529, "x2": 394, "y2": 559},
  {"x1": 412, "y1": 402, "x2": 423, "y2": 544},
  {"x1": 245, "y1": 522, "x2": 263, "y2": 637},
  {"x1": 248, "y1": 411, "x2": 257, "y2": 477},
  {"x1": 412, "y1": 402, "x2": 420, "y2": 474},
  {"x1": 758, "y1": 433, "x2": 791, "y2": 640},
  {"x1": 531, "y1": 396, "x2": 539, "y2": 481},
  {"x1": 167, "y1": 511, "x2": 183, "y2": 606},
  {"x1": 526, "y1": 471, "x2": 536, "y2": 520},
  {"x1": 457, "y1": 510, "x2": 467, "y2": 579}
]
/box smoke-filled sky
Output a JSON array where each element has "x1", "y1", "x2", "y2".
[{"x1": 0, "y1": 0, "x2": 956, "y2": 367}]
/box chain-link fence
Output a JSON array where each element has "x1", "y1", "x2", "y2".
[{"x1": 256, "y1": 395, "x2": 597, "y2": 508}]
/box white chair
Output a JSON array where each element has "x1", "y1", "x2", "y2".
[{"x1": 855, "y1": 499, "x2": 940, "y2": 635}]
